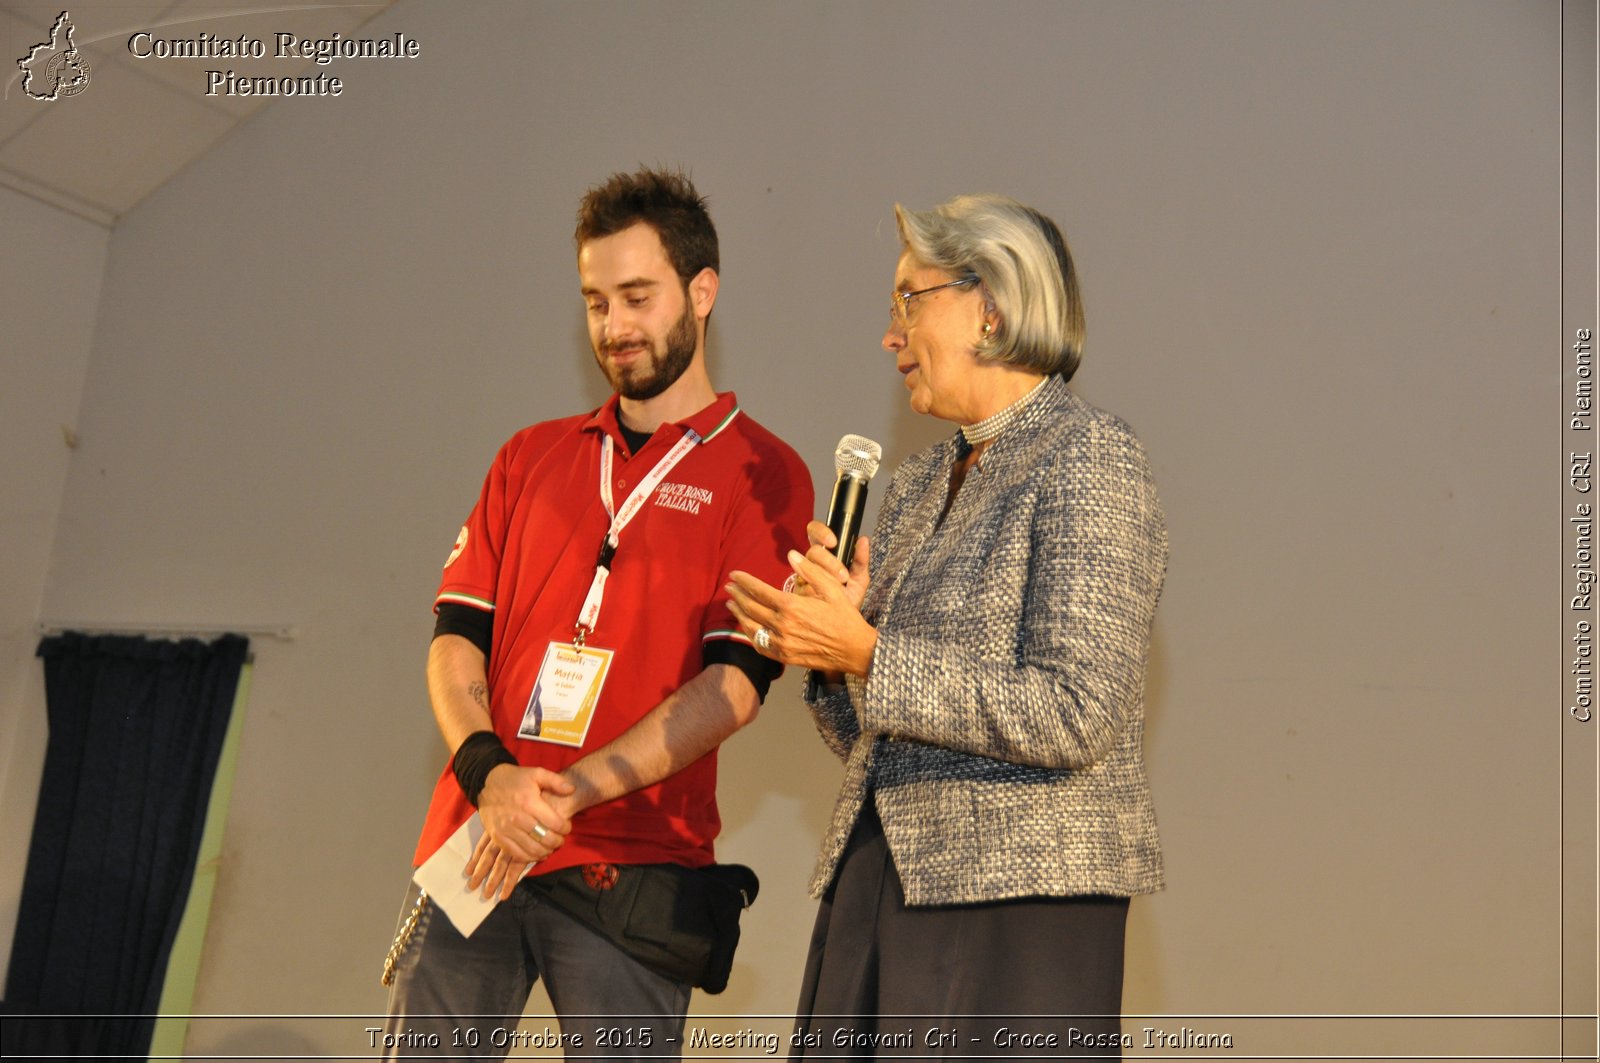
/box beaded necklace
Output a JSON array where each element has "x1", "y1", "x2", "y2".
[{"x1": 959, "y1": 375, "x2": 1050, "y2": 447}]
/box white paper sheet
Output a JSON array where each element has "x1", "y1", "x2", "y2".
[{"x1": 412, "y1": 813, "x2": 529, "y2": 937}]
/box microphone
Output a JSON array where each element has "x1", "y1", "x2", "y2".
[{"x1": 826, "y1": 435, "x2": 883, "y2": 566}]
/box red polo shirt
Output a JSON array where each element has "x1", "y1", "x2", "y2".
[{"x1": 413, "y1": 392, "x2": 813, "y2": 874}]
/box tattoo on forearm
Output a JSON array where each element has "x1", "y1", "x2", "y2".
[{"x1": 469, "y1": 681, "x2": 489, "y2": 711}]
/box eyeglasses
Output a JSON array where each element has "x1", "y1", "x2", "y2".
[{"x1": 889, "y1": 274, "x2": 979, "y2": 328}]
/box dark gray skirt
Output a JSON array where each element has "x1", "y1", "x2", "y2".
[{"x1": 792, "y1": 800, "x2": 1130, "y2": 1060}]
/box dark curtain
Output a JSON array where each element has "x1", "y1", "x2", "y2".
[{"x1": 2, "y1": 633, "x2": 248, "y2": 1062}]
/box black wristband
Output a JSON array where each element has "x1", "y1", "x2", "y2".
[{"x1": 451, "y1": 731, "x2": 517, "y2": 807}]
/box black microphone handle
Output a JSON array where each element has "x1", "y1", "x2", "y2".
[{"x1": 825, "y1": 473, "x2": 870, "y2": 566}]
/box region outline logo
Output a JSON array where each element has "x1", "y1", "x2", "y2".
[{"x1": 17, "y1": 10, "x2": 91, "y2": 101}]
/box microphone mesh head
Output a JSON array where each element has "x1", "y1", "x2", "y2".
[{"x1": 834, "y1": 434, "x2": 883, "y2": 480}]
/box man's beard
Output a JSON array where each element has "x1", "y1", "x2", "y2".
[{"x1": 596, "y1": 300, "x2": 697, "y2": 401}]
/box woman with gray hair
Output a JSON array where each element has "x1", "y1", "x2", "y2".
[{"x1": 728, "y1": 194, "x2": 1167, "y2": 1056}]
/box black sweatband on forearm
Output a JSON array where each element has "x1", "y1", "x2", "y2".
[{"x1": 451, "y1": 730, "x2": 517, "y2": 806}]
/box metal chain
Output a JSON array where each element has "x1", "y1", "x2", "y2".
[{"x1": 379, "y1": 889, "x2": 429, "y2": 987}]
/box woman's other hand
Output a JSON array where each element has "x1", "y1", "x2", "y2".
[{"x1": 727, "y1": 524, "x2": 875, "y2": 677}]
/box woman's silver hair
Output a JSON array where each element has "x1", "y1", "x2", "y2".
[{"x1": 894, "y1": 194, "x2": 1085, "y2": 379}]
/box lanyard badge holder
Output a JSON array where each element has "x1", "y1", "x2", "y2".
[
  {"x1": 573, "y1": 535, "x2": 617, "y2": 651},
  {"x1": 517, "y1": 429, "x2": 700, "y2": 747}
]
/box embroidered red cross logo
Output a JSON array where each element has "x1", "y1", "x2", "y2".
[{"x1": 582, "y1": 863, "x2": 619, "y2": 891}]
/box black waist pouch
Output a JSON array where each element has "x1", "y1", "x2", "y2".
[{"x1": 529, "y1": 862, "x2": 758, "y2": 993}]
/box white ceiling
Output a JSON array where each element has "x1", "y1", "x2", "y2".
[{"x1": 0, "y1": 0, "x2": 395, "y2": 227}]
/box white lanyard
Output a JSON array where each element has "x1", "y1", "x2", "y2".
[{"x1": 573, "y1": 428, "x2": 700, "y2": 646}]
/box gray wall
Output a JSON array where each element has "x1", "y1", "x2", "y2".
[
  {"x1": 2, "y1": 0, "x2": 1586, "y2": 1057},
  {"x1": 0, "y1": 188, "x2": 106, "y2": 974}
]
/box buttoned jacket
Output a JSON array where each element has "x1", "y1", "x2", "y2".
[{"x1": 806, "y1": 376, "x2": 1167, "y2": 905}]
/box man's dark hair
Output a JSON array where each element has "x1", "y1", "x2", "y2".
[{"x1": 575, "y1": 167, "x2": 719, "y2": 283}]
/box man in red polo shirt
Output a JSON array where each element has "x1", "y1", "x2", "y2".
[{"x1": 380, "y1": 168, "x2": 813, "y2": 1058}]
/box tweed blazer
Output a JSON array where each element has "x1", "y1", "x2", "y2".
[{"x1": 805, "y1": 376, "x2": 1167, "y2": 905}]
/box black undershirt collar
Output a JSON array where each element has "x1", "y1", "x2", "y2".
[{"x1": 618, "y1": 422, "x2": 652, "y2": 457}]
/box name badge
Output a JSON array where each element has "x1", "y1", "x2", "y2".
[{"x1": 518, "y1": 642, "x2": 613, "y2": 748}]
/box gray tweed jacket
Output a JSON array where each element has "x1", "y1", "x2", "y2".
[{"x1": 805, "y1": 376, "x2": 1167, "y2": 905}]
